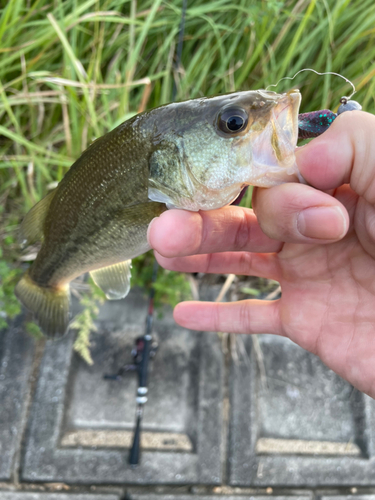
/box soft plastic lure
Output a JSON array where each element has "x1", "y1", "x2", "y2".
[{"x1": 298, "y1": 99, "x2": 362, "y2": 139}]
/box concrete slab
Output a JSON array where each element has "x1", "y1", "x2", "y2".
[
  {"x1": 21, "y1": 289, "x2": 223, "y2": 485},
  {"x1": 0, "y1": 318, "x2": 34, "y2": 480},
  {"x1": 129, "y1": 495, "x2": 311, "y2": 500},
  {"x1": 320, "y1": 497, "x2": 375, "y2": 500},
  {"x1": 0, "y1": 493, "x2": 119, "y2": 500},
  {"x1": 229, "y1": 334, "x2": 375, "y2": 486}
]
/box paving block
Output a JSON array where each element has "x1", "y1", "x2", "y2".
[
  {"x1": 0, "y1": 318, "x2": 34, "y2": 480},
  {"x1": 21, "y1": 289, "x2": 223, "y2": 485},
  {"x1": 320, "y1": 497, "x2": 375, "y2": 500},
  {"x1": 229, "y1": 334, "x2": 375, "y2": 486},
  {"x1": 0, "y1": 493, "x2": 119, "y2": 500},
  {"x1": 129, "y1": 495, "x2": 311, "y2": 500}
]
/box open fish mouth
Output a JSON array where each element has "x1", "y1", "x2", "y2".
[
  {"x1": 248, "y1": 89, "x2": 301, "y2": 187},
  {"x1": 274, "y1": 90, "x2": 300, "y2": 142},
  {"x1": 232, "y1": 91, "x2": 300, "y2": 206}
]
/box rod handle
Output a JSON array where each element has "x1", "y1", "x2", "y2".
[{"x1": 129, "y1": 413, "x2": 142, "y2": 466}]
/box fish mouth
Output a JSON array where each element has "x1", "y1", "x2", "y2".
[
  {"x1": 247, "y1": 89, "x2": 302, "y2": 187},
  {"x1": 273, "y1": 89, "x2": 301, "y2": 143}
]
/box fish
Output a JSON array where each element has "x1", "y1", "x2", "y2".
[{"x1": 15, "y1": 88, "x2": 302, "y2": 338}]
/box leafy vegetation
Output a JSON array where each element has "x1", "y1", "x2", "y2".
[
  {"x1": 1, "y1": 0, "x2": 374, "y2": 353},
  {"x1": 70, "y1": 278, "x2": 106, "y2": 364}
]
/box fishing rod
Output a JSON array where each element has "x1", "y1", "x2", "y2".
[
  {"x1": 103, "y1": 259, "x2": 158, "y2": 466},
  {"x1": 127, "y1": 0, "x2": 188, "y2": 466},
  {"x1": 104, "y1": 0, "x2": 188, "y2": 467},
  {"x1": 128, "y1": 259, "x2": 158, "y2": 466}
]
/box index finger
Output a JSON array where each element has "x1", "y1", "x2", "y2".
[{"x1": 147, "y1": 206, "x2": 282, "y2": 258}]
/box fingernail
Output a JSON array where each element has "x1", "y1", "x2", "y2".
[
  {"x1": 147, "y1": 217, "x2": 159, "y2": 246},
  {"x1": 297, "y1": 206, "x2": 347, "y2": 240}
]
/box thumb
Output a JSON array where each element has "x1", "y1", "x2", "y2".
[{"x1": 295, "y1": 110, "x2": 375, "y2": 202}]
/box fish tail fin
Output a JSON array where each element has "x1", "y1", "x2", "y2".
[{"x1": 15, "y1": 271, "x2": 71, "y2": 339}]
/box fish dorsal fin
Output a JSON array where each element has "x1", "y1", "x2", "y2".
[
  {"x1": 90, "y1": 260, "x2": 132, "y2": 300},
  {"x1": 20, "y1": 189, "x2": 56, "y2": 246}
]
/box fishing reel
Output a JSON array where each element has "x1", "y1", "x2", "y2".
[
  {"x1": 103, "y1": 336, "x2": 158, "y2": 381},
  {"x1": 131, "y1": 336, "x2": 159, "y2": 365}
]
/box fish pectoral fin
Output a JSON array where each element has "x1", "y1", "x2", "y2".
[
  {"x1": 20, "y1": 189, "x2": 56, "y2": 246},
  {"x1": 90, "y1": 260, "x2": 132, "y2": 300}
]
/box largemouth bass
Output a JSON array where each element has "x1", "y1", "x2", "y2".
[{"x1": 16, "y1": 89, "x2": 301, "y2": 338}]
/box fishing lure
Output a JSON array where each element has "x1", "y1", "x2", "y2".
[
  {"x1": 298, "y1": 97, "x2": 362, "y2": 139},
  {"x1": 268, "y1": 68, "x2": 362, "y2": 139}
]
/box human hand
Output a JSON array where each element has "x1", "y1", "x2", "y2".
[{"x1": 147, "y1": 110, "x2": 375, "y2": 398}]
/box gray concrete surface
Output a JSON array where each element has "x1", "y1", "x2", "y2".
[
  {"x1": 229, "y1": 334, "x2": 375, "y2": 486},
  {"x1": 0, "y1": 494, "x2": 120, "y2": 500},
  {"x1": 21, "y1": 290, "x2": 223, "y2": 485},
  {"x1": 0, "y1": 318, "x2": 34, "y2": 480},
  {"x1": 1, "y1": 288, "x2": 375, "y2": 498},
  {"x1": 129, "y1": 496, "x2": 311, "y2": 500}
]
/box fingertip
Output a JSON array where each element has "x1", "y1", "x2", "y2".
[
  {"x1": 147, "y1": 209, "x2": 202, "y2": 257},
  {"x1": 173, "y1": 301, "x2": 197, "y2": 329},
  {"x1": 297, "y1": 205, "x2": 349, "y2": 241},
  {"x1": 295, "y1": 111, "x2": 361, "y2": 190},
  {"x1": 153, "y1": 250, "x2": 177, "y2": 270},
  {"x1": 173, "y1": 301, "x2": 183, "y2": 320},
  {"x1": 147, "y1": 216, "x2": 159, "y2": 247},
  {"x1": 173, "y1": 301, "x2": 212, "y2": 331},
  {"x1": 296, "y1": 136, "x2": 348, "y2": 190}
]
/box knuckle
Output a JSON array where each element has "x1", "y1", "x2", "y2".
[
  {"x1": 212, "y1": 305, "x2": 222, "y2": 332},
  {"x1": 192, "y1": 212, "x2": 206, "y2": 253},
  {"x1": 238, "y1": 302, "x2": 251, "y2": 332},
  {"x1": 238, "y1": 252, "x2": 253, "y2": 272},
  {"x1": 204, "y1": 252, "x2": 214, "y2": 274},
  {"x1": 233, "y1": 212, "x2": 251, "y2": 250}
]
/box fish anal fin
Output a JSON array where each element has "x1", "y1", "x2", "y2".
[
  {"x1": 20, "y1": 189, "x2": 56, "y2": 246},
  {"x1": 90, "y1": 260, "x2": 132, "y2": 300}
]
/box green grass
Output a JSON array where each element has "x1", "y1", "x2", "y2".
[{"x1": 1, "y1": 0, "x2": 375, "y2": 331}]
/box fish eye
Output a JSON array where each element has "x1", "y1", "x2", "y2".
[{"x1": 217, "y1": 107, "x2": 248, "y2": 135}]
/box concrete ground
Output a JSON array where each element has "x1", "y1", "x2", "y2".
[{"x1": 1, "y1": 288, "x2": 375, "y2": 499}]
